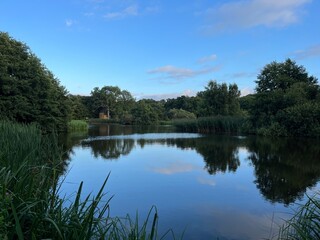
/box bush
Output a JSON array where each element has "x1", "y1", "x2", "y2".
[
  {"x1": 67, "y1": 120, "x2": 88, "y2": 132},
  {"x1": 167, "y1": 108, "x2": 196, "y2": 120}
]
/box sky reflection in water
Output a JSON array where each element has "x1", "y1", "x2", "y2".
[{"x1": 60, "y1": 125, "x2": 320, "y2": 240}]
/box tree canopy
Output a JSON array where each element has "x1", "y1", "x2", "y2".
[
  {"x1": 255, "y1": 58, "x2": 317, "y2": 93},
  {"x1": 2, "y1": 31, "x2": 319, "y2": 137},
  {"x1": 251, "y1": 58, "x2": 320, "y2": 136},
  {"x1": 0, "y1": 32, "x2": 69, "y2": 131},
  {"x1": 197, "y1": 80, "x2": 241, "y2": 117}
]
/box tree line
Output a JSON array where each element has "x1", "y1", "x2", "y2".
[{"x1": 1, "y1": 32, "x2": 319, "y2": 136}]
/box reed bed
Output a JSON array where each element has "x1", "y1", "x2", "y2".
[
  {"x1": 67, "y1": 119, "x2": 88, "y2": 132},
  {"x1": 0, "y1": 121, "x2": 171, "y2": 239},
  {"x1": 173, "y1": 116, "x2": 246, "y2": 134}
]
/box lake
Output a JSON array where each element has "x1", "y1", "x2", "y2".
[{"x1": 59, "y1": 124, "x2": 320, "y2": 240}]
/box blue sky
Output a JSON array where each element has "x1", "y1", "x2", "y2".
[{"x1": 0, "y1": 0, "x2": 319, "y2": 99}]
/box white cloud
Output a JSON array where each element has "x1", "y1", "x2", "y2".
[
  {"x1": 197, "y1": 177, "x2": 216, "y2": 187},
  {"x1": 148, "y1": 65, "x2": 221, "y2": 83},
  {"x1": 240, "y1": 87, "x2": 255, "y2": 96},
  {"x1": 197, "y1": 54, "x2": 217, "y2": 64},
  {"x1": 65, "y1": 19, "x2": 76, "y2": 27},
  {"x1": 292, "y1": 44, "x2": 320, "y2": 59},
  {"x1": 136, "y1": 89, "x2": 197, "y2": 100},
  {"x1": 151, "y1": 161, "x2": 199, "y2": 175},
  {"x1": 204, "y1": 0, "x2": 311, "y2": 32},
  {"x1": 104, "y1": 5, "x2": 138, "y2": 19}
]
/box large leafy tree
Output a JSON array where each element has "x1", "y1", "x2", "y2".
[
  {"x1": 0, "y1": 32, "x2": 69, "y2": 131},
  {"x1": 255, "y1": 58, "x2": 317, "y2": 93},
  {"x1": 197, "y1": 80, "x2": 241, "y2": 116},
  {"x1": 251, "y1": 59, "x2": 320, "y2": 136},
  {"x1": 164, "y1": 96, "x2": 201, "y2": 117},
  {"x1": 68, "y1": 94, "x2": 90, "y2": 119},
  {"x1": 131, "y1": 99, "x2": 164, "y2": 125},
  {"x1": 90, "y1": 86, "x2": 135, "y2": 121}
]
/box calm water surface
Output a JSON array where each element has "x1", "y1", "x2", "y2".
[{"x1": 59, "y1": 124, "x2": 320, "y2": 240}]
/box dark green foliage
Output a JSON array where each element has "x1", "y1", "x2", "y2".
[
  {"x1": 197, "y1": 81, "x2": 241, "y2": 117},
  {"x1": 68, "y1": 95, "x2": 90, "y2": 120},
  {"x1": 67, "y1": 120, "x2": 88, "y2": 132},
  {"x1": 174, "y1": 116, "x2": 246, "y2": 134},
  {"x1": 90, "y1": 86, "x2": 122, "y2": 118},
  {"x1": 0, "y1": 32, "x2": 70, "y2": 132},
  {"x1": 239, "y1": 94, "x2": 255, "y2": 113},
  {"x1": 0, "y1": 121, "x2": 171, "y2": 239},
  {"x1": 90, "y1": 86, "x2": 135, "y2": 123},
  {"x1": 250, "y1": 59, "x2": 320, "y2": 136},
  {"x1": 131, "y1": 100, "x2": 162, "y2": 125},
  {"x1": 167, "y1": 108, "x2": 196, "y2": 120},
  {"x1": 255, "y1": 58, "x2": 317, "y2": 93},
  {"x1": 164, "y1": 96, "x2": 201, "y2": 116}
]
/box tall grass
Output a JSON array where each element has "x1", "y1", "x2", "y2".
[
  {"x1": 67, "y1": 119, "x2": 88, "y2": 132},
  {"x1": 173, "y1": 116, "x2": 246, "y2": 134},
  {"x1": 277, "y1": 193, "x2": 320, "y2": 239},
  {"x1": 0, "y1": 121, "x2": 174, "y2": 239}
]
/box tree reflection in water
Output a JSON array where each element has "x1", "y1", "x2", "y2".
[
  {"x1": 82, "y1": 138, "x2": 135, "y2": 160},
  {"x1": 245, "y1": 137, "x2": 320, "y2": 205},
  {"x1": 60, "y1": 124, "x2": 320, "y2": 206}
]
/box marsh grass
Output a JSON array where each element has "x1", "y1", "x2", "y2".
[
  {"x1": 173, "y1": 116, "x2": 246, "y2": 134},
  {"x1": 277, "y1": 193, "x2": 320, "y2": 239},
  {"x1": 0, "y1": 121, "x2": 174, "y2": 239},
  {"x1": 67, "y1": 119, "x2": 88, "y2": 132},
  {"x1": 88, "y1": 118, "x2": 119, "y2": 124}
]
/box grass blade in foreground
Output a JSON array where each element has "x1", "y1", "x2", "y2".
[
  {"x1": 277, "y1": 193, "x2": 320, "y2": 239},
  {"x1": 0, "y1": 121, "x2": 178, "y2": 239}
]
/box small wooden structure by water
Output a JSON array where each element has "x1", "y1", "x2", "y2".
[{"x1": 99, "y1": 107, "x2": 109, "y2": 119}]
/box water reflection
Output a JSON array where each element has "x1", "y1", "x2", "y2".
[
  {"x1": 82, "y1": 139, "x2": 134, "y2": 160},
  {"x1": 137, "y1": 137, "x2": 241, "y2": 174},
  {"x1": 60, "y1": 124, "x2": 320, "y2": 206},
  {"x1": 245, "y1": 137, "x2": 320, "y2": 205}
]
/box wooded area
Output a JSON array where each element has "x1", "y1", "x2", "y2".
[{"x1": 1, "y1": 32, "x2": 320, "y2": 136}]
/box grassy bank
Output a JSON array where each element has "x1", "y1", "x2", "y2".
[
  {"x1": 173, "y1": 116, "x2": 247, "y2": 134},
  {"x1": 0, "y1": 121, "x2": 173, "y2": 239}
]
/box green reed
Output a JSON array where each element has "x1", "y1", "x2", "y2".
[
  {"x1": 277, "y1": 193, "x2": 320, "y2": 240},
  {"x1": 0, "y1": 121, "x2": 173, "y2": 239},
  {"x1": 173, "y1": 116, "x2": 246, "y2": 134},
  {"x1": 67, "y1": 120, "x2": 88, "y2": 132}
]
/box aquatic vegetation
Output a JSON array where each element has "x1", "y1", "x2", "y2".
[
  {"x1": 67, "y1": 119, "x2": 88, "y2": 131},
  {"x1": 0, "y1": 121, "x2": 174, "y2": 239},
  {"x1": 173, "y1": 116, "x2": 246, "y2": 134},
  {"x1": 277, "y1": 193, "x2": 320, "y2": 239}
]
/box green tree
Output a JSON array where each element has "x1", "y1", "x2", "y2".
[
  {"x1": 197, "y1": 81, "x2": 241, "y2": 116},
  {"x1": 68, "y1": 94, "x2": 90, "y2": 120},
  {"x1": 255, "y1": 58, "x2": 317, "y2": 93},
  {"x1": 251, "y1": 59, "x2": 320, "y2": 136},
  {"x1": 90, "y1": 86, "x2": 135, "y2": 122},
  {"x1": 117, "y1": 90, "x2": 135, "y2": 123},
  {"x1": 131, "y1": 100, "x2": 161, "y2": 125},
  {"x1": 167, "y1": 108, "x2": 196, "y2": 120},
  {"x1": 0, "y1": 32, "x2": 69, "y2": 131},
  {"x1": 164, "y1": 96, "x2": 201, "y2": 117},
  {"x1": 90, "y1": 86, "x2": 122, "y2": 118}
]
